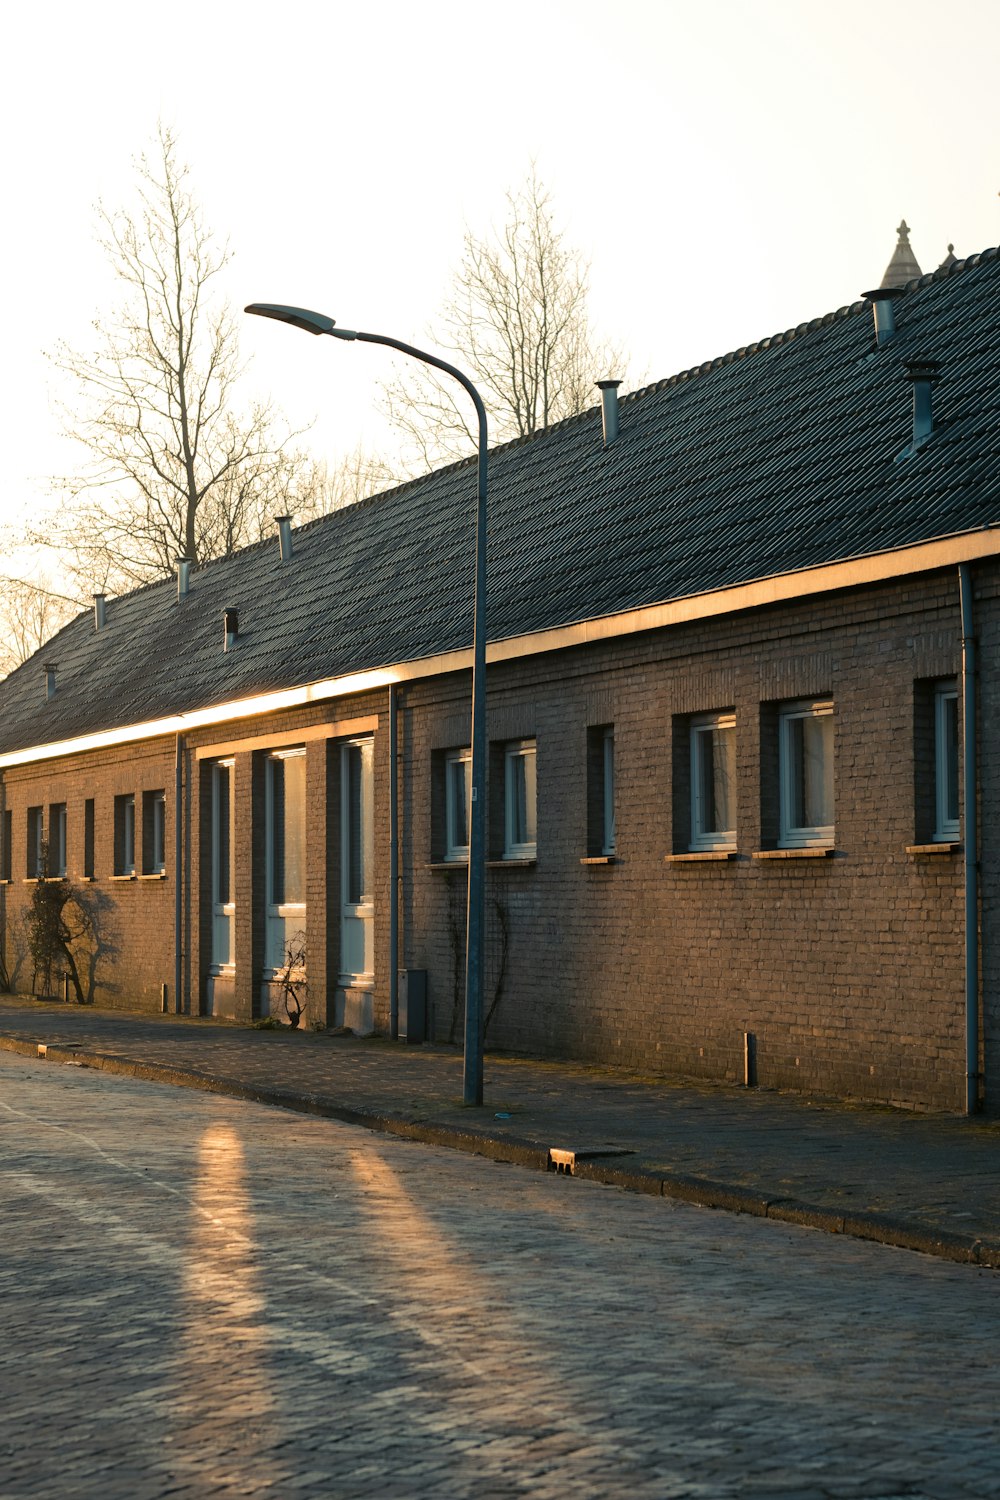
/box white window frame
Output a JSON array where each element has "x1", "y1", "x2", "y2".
[
  {"x1": 114, "y1": 794, "x2": 135, "y2": 876},
  {"x1": 779, "y1": 700, "x2": 834, "y2": 848},
  {"x1": 934, "y1": 683, "x2": 960, "y2": 842},
  {"x1": 50, "y1": 803, "x2": 67, "y2": 878},
  {"x1": 265, "y1": 748, "x2": 307, "y2": 977},
  {"x1": 143, "y1": 789, "x2": 166, "y2": 876},
  {"x1": 211, "y1": 761, "x2": 235, "y2": 972},
  {"x1": 504, "y1": 740, "x2": 537, "y2": 860},
  {"x1": 602, "y1": 727, "x2": 616, "y2": 856},
  {"x1": 690, "y1": 712, "x2": 736, "y2": 852},
  {"x1": 445, "y1": 748, "x2": 472, "y2": 863},
  {"x1": 340, "y1": 737, "x2": 374, "y2": 986}
]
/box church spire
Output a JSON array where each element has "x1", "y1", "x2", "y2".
[{"x1": 880, "y1": 220, "x2": 923, "y2": 289}]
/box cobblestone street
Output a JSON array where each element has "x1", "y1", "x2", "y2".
[{"x1": 2, "y1": 1051, "x2": 998, "y2": 1499}]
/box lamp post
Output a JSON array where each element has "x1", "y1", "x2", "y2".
[{"x1": 245, "y1": 303, "x2": 488, "y2": 1106}]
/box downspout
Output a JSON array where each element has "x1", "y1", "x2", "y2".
[
  {"x1": 174, "y1": 732, "x2": 184, "y2": 1015},
  {"x1": 388, "y1": 684, "x2": 399, "y2": 1040},
  {"x1": 959, "y1": 564, "x2": 980, "y2": 1113}
]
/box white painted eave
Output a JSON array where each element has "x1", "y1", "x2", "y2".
[{"x1": 2, "y1": 527, "x2": 997, "y2": 771}]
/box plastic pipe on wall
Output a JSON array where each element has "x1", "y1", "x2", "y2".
[{"x1": 959, "y1": 564, "x2": 980, "y2": 1113}]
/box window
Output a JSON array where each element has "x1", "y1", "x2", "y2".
[
  {"x1": 690, "y1": 713, "x2": 736, "y2": 851},
  {"x1": 445, "y1": 748, "x2": 472, "y2": 862},
  {"x1": 83, "y1": 800, "x2": 95, "y2": 879},
  {"x1": 143, "y1": 790, "x2": 166, "y2": 874},
  {"x1": 49, "y1": 803, "x2": 67, "y2": 877},
  {"x1": 114, "y1": 794, "x2": 136, "y2": 876},
  {"x1": 211, "y1": 761, "x2": 235, "y2": 970},
  {"x1": 779, "y1": 701, "x2": 834, "y2": 848},
  {"x1": 586, "y1": 725, "x2": 616, "y2": 856},
  {"x1": 27, "y1": 807, "x2": 44, "y2": 879},
  {"x1": 266, "y1": 749, "x2": 306, "y2": 972},
  {"x1": 504, "y1": 740, "x2": 537, "y2": 860},
  {"x1": 934, "y1": 683, "x2": 959, "y2": 842},
  {"x1": 1, "y1": 809, "x2": 11, "y2": 882},
  {"x1": 341, "y1": 738, "x2": 374, "y2": 984}
]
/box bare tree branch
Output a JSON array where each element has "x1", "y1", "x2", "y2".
[
  {"x1": 381, "y1": 169, "x2": 627, "y2": 473},
  {"x1": 44, "y1": 125, "x2": 314, "y2": 594}
]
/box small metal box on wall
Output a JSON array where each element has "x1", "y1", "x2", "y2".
[{"x1": 399, "y1": 969, "x2": 427, "y2": 1044}]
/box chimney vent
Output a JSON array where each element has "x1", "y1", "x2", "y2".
[
  {"x1": 44, "y1": 663, "x2": 57, "y2": 701},
  {"x1": 93, "y1": 594, "x2": 107, "y2": 631},
  {"x1": 596, "y1": 379, "x2": 623, "y2": 448},
  {"x1": 904, "y1": 357, "x2": 941, "y2": 447},
  {"x1": 862, "y1": 287, "x2": 903, "y2": 346},
  {"x1": 275, "y1": 515, "x2": 293, "y2": 562},
  {"x1": 223, "y1": 607, "x2": 239, "y2": 652},
  {"x1": 177, "y1": 557, "x2": 192, "y2": 601}
]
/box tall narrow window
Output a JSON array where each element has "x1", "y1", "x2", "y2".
[
  {"x1": 504, "y1": 740, "x2": 537, "y2": 860},
  {"x1": 1, "y1": 809, "x2": 12, "y2": 882},
  {"x1": 84, "y1": 799, "x2": 95, "y2": 879},
  {"x1": 779, "y1": 701, "x2": 834, "y2": 848},
  {"x1": 266, "y1": 749, "x2": 306, "y2": 973},
  {"x1": 143, "y1": 790, "x2": 166, "y2": 874},
  {"x1": 690, "y1": 713, "x2": 736, "y2": 851},
  {"x1": 49, "y1": 803, "x2": 67, "y2": 877},
  {"x1": 341, "y1": 738, "x2": 374, "y2": 984},
  {"x1": 211, "y1": 761, "x2": 235, "y2": 970},
  {"x1": 27, "y1": 807, "x2": 44, "y2": 879},
  {"x1": 586, "y1": 725, "x2": 616, "y2": 857},
  {"x1": 934, "y1": 684, "x2": 960, "y2": 842},
  {"x1": 445, "y1": 748, "x2": 472, "y2": 862},
  {"x1": 114, "y1": 794, "x2": 136, "y2": 876},
  {"x1": 602, "y1": 728, "x2": 616, "y2": 855}
]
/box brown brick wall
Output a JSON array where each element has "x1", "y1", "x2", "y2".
[{"x1": 2, "y1": 565, "x2": 996, "y2": 1112}]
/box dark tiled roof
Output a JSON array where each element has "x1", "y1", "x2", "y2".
[{"x1": 4, "y1": 248, "x2": 1000, "y2": 756}]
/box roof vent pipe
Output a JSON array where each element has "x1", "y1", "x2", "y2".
[
  {"x1": 275, "y1": 515, "x2": 293, "y2": 562},
  {"x1": 44, "y1": 663, "x2": 57, "y2": 701},
  {"x1": 596, "y1": 379, "x2": 623, "y2": 448},
  {"x1": 177, "y1": 557, "x2": 192, "y2": 601},
  {"x1": 223, "y1": 607, "x2": 239, "y2": 652},
  {"x1": 904, "y1": 357, "x2": 941, "y2": 446},
  {"x1": 93, "y1": 594, "x2": 107, "y2": 631},
  {"x1": 862, "y1": 286, "x2": 903, "y2": 346}
]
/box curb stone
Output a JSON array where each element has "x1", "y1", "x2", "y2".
[{"x1": 3, "y1": 1031, "x2": 999, "y2": 1270}]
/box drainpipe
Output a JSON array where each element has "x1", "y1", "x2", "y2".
[
  {"x1": 388, "y1": 684, "x2": 399, "y2": 1040},
  {"x1": 174, "y1": 732, "x2": 184, "y2": 1015},
  {"x1": 959, "y1": 564, "x2": 980, "y2": 1113}
]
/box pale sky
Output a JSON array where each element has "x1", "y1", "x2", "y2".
[{"x1": 3, "y1": 0, "x2": 999, "y2": 576}]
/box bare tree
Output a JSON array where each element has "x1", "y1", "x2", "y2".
[
  {"x1": 46, "y1": 126, "x2": 312, "y2": 593},
  {"x1": 381, "y1": 170, "x2": 626, "y2": 472},
  {"x1": 295, "y1": 447, "x2": 400, "y2": 523},
  {"x1": 0, "y1": 574, "x2": 80, "y2": 679}
]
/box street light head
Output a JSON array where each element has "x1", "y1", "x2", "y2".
[{"x1": 245, "y1": 303, "x2": 341, "y2": 337}]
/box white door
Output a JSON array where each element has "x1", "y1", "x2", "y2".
[{"x1": 340, "y1": 739, "x2": 374, "y2": 985}]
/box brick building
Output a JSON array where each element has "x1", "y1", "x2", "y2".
[{"x1": 2, "y1": 247, "x2": 1000, "y2": 1112}]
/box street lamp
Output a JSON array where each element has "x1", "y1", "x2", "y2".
[{"x1": 245, "y1": 303, "x2": 488, "y2": 1106}]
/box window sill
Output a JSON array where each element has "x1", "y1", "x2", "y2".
[
  {"x1": 906, "y1": 843, "x2": 961, "y2": 856},
  {"x1": 425, "y1": 860, "x2": 468, "y2": 872},
  {"x1": 665, "y1": 851, "x2": 737, "y2": 863},
  {"x1": 78, "y1": 876, "x2": 97, "y2": 883},
  {"x1": 753, "y1": 847, "x2": 836, "y2": 860},
  {"x1": 110, "y1": 873, "x2": 137, "y2": 882},
  {"x1": 488, "y1": 858, "x2": 536, "y2": 869},
  {"x1": 580, "y1": 855, "x2": 618, "y2": 866},
  {"x1": 138, "y1": 872, "x2": 167, "y2": 881}
]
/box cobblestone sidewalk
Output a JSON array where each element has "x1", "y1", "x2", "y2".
[{"x1": 2, "y1": 996, "x2": 999, "y2": 1266}]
